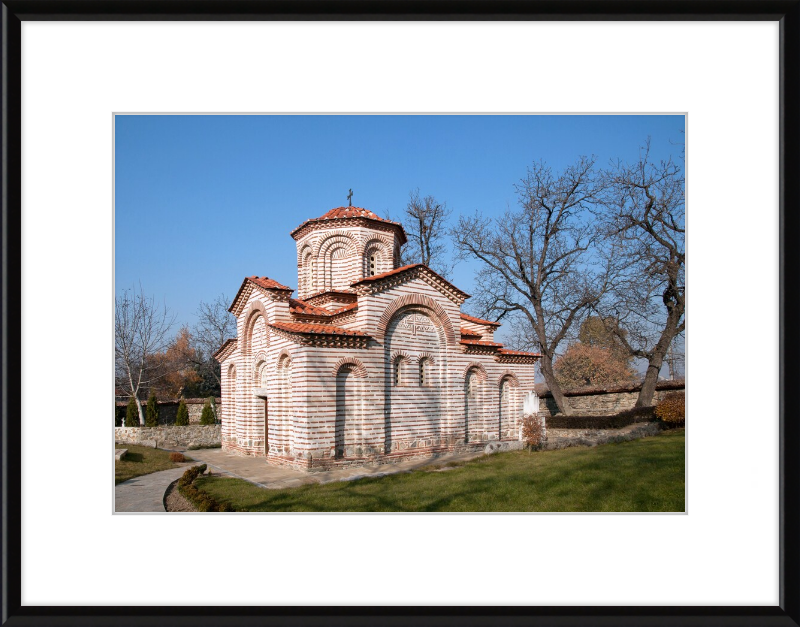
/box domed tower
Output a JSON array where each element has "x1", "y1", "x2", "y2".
[{"x1": 290, "y1": 207, "x2": 407, "y2": 305}]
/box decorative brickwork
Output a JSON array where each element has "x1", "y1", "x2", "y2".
[{"x1": 215, "y1": 205, "x2": 542, "y2": 471}]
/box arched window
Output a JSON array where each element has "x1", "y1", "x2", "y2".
[
  {"x1": 369, "y1": 254, "x2": 376, "y2": 276},
  {"x1": 419, "y1": 358, "x2": 429, "y2": 386},
  {"x1": 393, "y1": 356, "x2": 405, "y2": 387},
  {"x1": 301, "y1": 249, "x2": 313, "y2": 295}
]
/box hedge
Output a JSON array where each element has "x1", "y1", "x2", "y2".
[
  {"x1": 546, "y1": 406, "x2": 658, "y2": 430},
  {"x1": 177, "y1": 464, "x2": 233, "y2": 512}
]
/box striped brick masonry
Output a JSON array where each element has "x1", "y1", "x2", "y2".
[{"x1": 214, "y1": 205, "x2": 541, "y2": 471}]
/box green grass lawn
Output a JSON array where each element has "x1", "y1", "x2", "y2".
[
  {"x1": 195, "y1": 429, "x2": 685, "y2": 512},
  {"x1": 115, "y1": 444, "x2": 188, "y2": 485}
]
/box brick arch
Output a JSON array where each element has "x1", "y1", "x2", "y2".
[
  {"x1": 376, "y1": 294, "x2": 456, "y2": 345},
  {"x1": 315, "y1": 231, "x2": 357, "y2": 258},
  {"x1": 274, "y1": 348, "x2": 291, "y2": 371},
  {"x1": 497, "y1": 371, "x2": 520, "y2": 388},
  {"x1": 462, "y1": 362, "x2": 488, "y2": 382},
  {"x1": 360, "y1": 235, "x2": 393, "y2": 256},
  {"x1": 389, "y1": 350, "x2": 413, "y2": 368},
  {"x1": 416, "y1": 351, "x2": 437, "y2": 365},
  {"x1": 331, "y1": 357, "x2": 368, "y2": 378},
  {"x1": 253, "y1": 351, "x2": 269, "y2": 381},
  {"x1": 242, "y1": 301, "x2": 269, "y2": 357}
]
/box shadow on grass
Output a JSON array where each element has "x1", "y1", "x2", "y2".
[{"x1": 196, "y1": 430, "x2": 685, "y2": 513}]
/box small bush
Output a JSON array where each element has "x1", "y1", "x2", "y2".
[
  {"x1": 521, "y1": 416, "x2": 546, "y2": 450},
  {"x1": 145, "y1": 391, "x2": 159, "y2": 427},
  {"x1": 125, "y1": 397, "x2": 140, "y2": 427},
  {"x1": 177, "y1": 464, "x2": 231, "y2": 512},
  {"x1": 169, "y1": 452, "x2": 186, "y2": 463},
  {"x1": 199, "y1": 398, "x2": 215, "y2": 425},
  {"x1": 187, "y1": 443, "x2": 222, "y2": 450},
  {"x1": 175, "y1": 399, "x2": 190, "y2": 426},
  {"x1": 656, "y1": 392, "x2": 685, "y2": 427}
]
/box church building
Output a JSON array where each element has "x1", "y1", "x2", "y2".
[{"x1": 214, "y1": 206, "x2": 541, "y2": 470}]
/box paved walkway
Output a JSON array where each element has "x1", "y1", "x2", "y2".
[
  {"x1": 115, "y1": 463, "x2": 198, "y2": 512},
  {"x1": 115, "y1": 449, "x2": 484, "y2": 512},
  {"x1": 186, "y1": 448, "x2": 484, "y2": 490}
]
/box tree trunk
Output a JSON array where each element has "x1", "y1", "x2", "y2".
[
  {"x1": 539, "y1": 354, "x2": 573, "y2": 415},
  {"x1": 636, "y1": 361, "x2": 663, "y2": 408},
  {"x1": 136, "y1": 396, "x2": 145, "y2": 426}
]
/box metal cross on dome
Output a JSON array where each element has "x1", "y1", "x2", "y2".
[{"x1": 347, "y1": 189, "x2": 353, "y2": 206}]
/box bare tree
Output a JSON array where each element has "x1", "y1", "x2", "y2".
[
  {"x1": 394, "y1": 189, "x2": 454, "y2": 278},
  {"x1": 115, "y1": 286, "x2": 176, "y2": 424},
  {"x1": 597, "y1": 139, "x2": 685, "y2": 406},
  {"x1": 452, "y1": 156, "x2": 612, "y2": 414},
  {"x1": 192, "y1": 294, "x2": 236, "y2": 392}
]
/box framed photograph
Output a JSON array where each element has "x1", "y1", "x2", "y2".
[{"x1": 2, "y1": 1, "x2": 796, "y2": 625}]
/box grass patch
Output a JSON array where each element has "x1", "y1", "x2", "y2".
[
  {"x1": 115, "y1": 444, "x2": 190, "y2": 485},
  {"x1": 195, "y1": 429, "x2": 685, "y2": 512}
]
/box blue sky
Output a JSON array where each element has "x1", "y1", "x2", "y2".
[{"x1": 115, "y1": 114, "x2": 684, "y2": 338}]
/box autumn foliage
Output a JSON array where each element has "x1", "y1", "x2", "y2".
[
  {"x1": 655, "y1": 392, "x2": 685, "y2": 427},
  {"x1": 149, "y1": 327, "x2": 202, "y2": 399},
  {"x1": 554, "y1": 343, "x2": 636, "y2": 391},
  {"x1": 521, "y1": 416, "x2": 546, "y2": 450}
]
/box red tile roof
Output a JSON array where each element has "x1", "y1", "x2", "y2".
[
  {"x1": 288, "y1": 298, "x2": 332, "y2": 317},
  {"x1": 212, "y1": 338, "x2": 237, "y2": 361},
  {"x1": 351, "y1": 264, "x2": 470, "y2": 299},
  {"x1": 229, "y1": 276, "x2": 293, "y2": 313},
  {"x1": 460, "y1": 312, "x2": 502, "y2": 327},
  {"x1": 354, "y1": 263, "x2": 420, "y2": 283},
  {"x1": 269, "y1": 321, "x2": 367, "y2": 337},
  {"x1": 248, "y1": 276, "x2": 292, "y2": 291},
  {"x1": 291, "y1": 206, "x2": 407, "y2": 244},
  {"x1": 319, "y1": 206, "x2": 395, "y2": 221},
  {"x1": 497, "y1": 348, "x2": 542, "y2": 357},
  {"x1": 331, "y1": 302, "x2": 358, "y2": 315},
  {"x1": 460, "y1": 339, "x2": 504, "y2": 348}
]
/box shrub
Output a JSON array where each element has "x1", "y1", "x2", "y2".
[
  {"x1": 145, "y1": 391, "x2": 159, "y2": 427},
  {"x1": 547, "y1": 406, "x2": 657, "y2": 430},
  {"x1": 199, "y1": 398, "x2": 215, "y2": 425},
  {"x1": 124, "y1": 397, "x2": 140, "y2": 427},
  {"x1": 176, "y1": 464, "x2": 232, "y2": 512},
  {"x1": 115, "y1": 405, "x2": 126, "y2": 427},
  {"x1": 169, "y1": 452, "x2": 186, "y2": 463},
  {"x1": 175, "y1": 399, "x2": 190, "y2": 426},
  {"x1": 521, "y1": 416, "x2": 546, "y2": 450},
  {"x1": 656, "y1": 392, "x2": 685, "y2": 427}
]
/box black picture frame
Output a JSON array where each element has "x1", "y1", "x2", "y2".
[{"x1": 2, "y1": 2, "x2": 797, "y2": 626}]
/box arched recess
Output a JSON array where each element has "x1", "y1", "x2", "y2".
[
  {"x1": 275, "y1": 353, "x2": 293, "y2": 454},
  {"x1": 464, "y1": 365, "x2": 487, "y2": 443},
  {"x1": 316, "y1": 233, "x2": 356, "y2": 291},
  {"x1": 241, "y1": 301, "x2": 269, "y2": 358},
  {"x1": 224, "y1": 364, "x2": 237, "y2": 441},
  {"x1": 376, "y1": 294, "x2": 456, "y2": 345},
  {"x1": 298, "y1": 245, "x2": 314, "y2": 296},
  {"x1": 498, "y1": 374, "x2": 520, "y2": 441},
  {"x1": 331, "y1": 357, "x2": 368, "y2": 379},
  {"x1": 335, "y1": 363, "x2": 362, "y2": 458}
]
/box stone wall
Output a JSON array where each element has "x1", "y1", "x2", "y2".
[
  {"x1": 538, "y1": 381, "x2": 685, "y2": 416},
  {"x1": 114, "y1": 425, "x2": 221, "y2": 449},
  {"x1": 115, "y1": 398, "x2": 222, "y2": 426}
]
